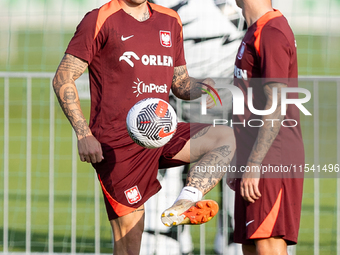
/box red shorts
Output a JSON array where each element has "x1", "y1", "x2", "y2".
[
  {"x1": 92, "y1": 122, "x2": 209, "y2": 220},
  {"x1": 234, "y1": 169, "x2": 303, "y2": 245}
]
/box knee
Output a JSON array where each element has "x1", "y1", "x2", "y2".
[
  {"x1": 255, "y1": 237, "x2": 288, "y2": 255},
  {"x1": 111, "y1": 212, "x2": 145, "y2": 255},
  {"x1": 242, "y1": 244, "x2": 256, "y2": 255},
  {"x1": 191, "y1": 125, "x2": 236, "y2": 156},
  {"x1": 256, "y1": 245, "x2": 279, "y2": 255},
  {"x1": 210, "y1": 126, "x2": 236, "y2": 151},
  {"x1": 110, "y1": 209, "x2": 145, "y2": 242}
]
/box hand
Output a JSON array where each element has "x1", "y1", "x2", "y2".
[
  {"x1": 201, "y1": 78, "x2": 217, "y2": 109},
  {"x1": 227, "y1": 177, "x2": 236, "y2": 191},
  {"x1": 240, "y1": 163, "x2": 261, "y2": 203},
  {"x1": 77, "y1": 135, "x2": 104, "y2": 163}
]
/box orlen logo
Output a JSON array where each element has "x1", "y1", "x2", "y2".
[
  {"x1": 119, "y1": 51, "x2": 173, "y2": 68},
  {"x1": 199, "y1": 82, "x2": 223, "y2": 115},
  {"x1": 234, "y1": 66, "x2": 248, "y2": 80},
  {"x1": 119, "y1": 51, "x2": 140, "y2": 67},
  {"x1": 133, "y1": 78, "x2": 168, "y2": 97}
]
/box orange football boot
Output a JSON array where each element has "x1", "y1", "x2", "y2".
[{"x1": 161, "y1": 199, "x2": 219, "y2": 226}]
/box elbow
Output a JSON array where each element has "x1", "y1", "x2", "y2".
[
  {"x1": 171, "y1": 87, "x2": 188, "y2": 101},
  {"x1": 52, "y1": 75, "x2": 58, "y2": 94},
  {"x1": 52, "y1": 75, "x2": 57, "y2": 88}
]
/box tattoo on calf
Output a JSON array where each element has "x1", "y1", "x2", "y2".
[{"x1": 187, "y1": 145, "x2": 232, "y2": 194}]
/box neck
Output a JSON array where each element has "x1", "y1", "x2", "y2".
[
  {"x1": 119, "y1": 0, "x2": 150, "y2": 22},
  {"x1": 241, "y1": 0, "x2": 273, "y2": 27}
]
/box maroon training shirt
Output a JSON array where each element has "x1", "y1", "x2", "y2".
[
  {"x1": 233, "y1": 10, "x2": 305, "y2": 166},
  {"x1": 66, "y1": 0, "x2": 186, "y2": 148}
]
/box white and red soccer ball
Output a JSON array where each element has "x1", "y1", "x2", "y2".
[{"x1": 126, "y1": 98, "x2": 177, "y2": 149}]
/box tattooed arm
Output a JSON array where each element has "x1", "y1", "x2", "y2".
[
  {"x1": 171, "y1": 65, "x2": 216, "y2": 107},
  {"x1": 53, "y1": 54, "x2": 103, "y2": 163},
  {"x1": 240, "y1": 82, "x2": 287, "y2": 203}
]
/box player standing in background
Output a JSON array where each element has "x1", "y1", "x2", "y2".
[
  {"x1": 230, "y1": 0, "x2": 305, "y2": 254},
  {"x1": 53, "y1": 0, "x2": 235, "y2": 254}
]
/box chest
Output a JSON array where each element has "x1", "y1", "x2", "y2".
[
  {"x1": 234, "y1": 32, "x2": 261, "y2": 80},
  {"x1": 101, "y1": 14, "x2": 178, "y2": 69}
]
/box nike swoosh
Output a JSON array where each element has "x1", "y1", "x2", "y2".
[
  {"x1": 184, "y1": 189, "x2": 196, "y2": 194},
  {"x1": 121, "y1": 35, "x2": 134, "y2": 41},
  {"x1": 158, "y1": 127, "x2": 176, "y2": 138},
  {"x1": 246, "y1": 220, "x2": 254, "y2": 227}
]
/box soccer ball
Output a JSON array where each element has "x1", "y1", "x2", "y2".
[{"x1": 126, "y1": 98, "x2": 177, "y2": 149}]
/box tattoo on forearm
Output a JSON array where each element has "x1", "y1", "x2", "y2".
[
  {"x1": 192, "y1": 126, "x2": 211, "y2": 139},
  {"x1": 53, "y1": 54, "x2": 90, "y2": 138},
  {"x1": 248, "y1": 118, "x2": 283, "y2": 164},
  {"x1": 248, "y1": 83, "x2": 286, "y2": 164},
  {"x1": 74, "y1": 119, "x2": 91, "y2": 138},
  {"x1": 186, "y1": 145, "x2": 232, "y2": 194},
  {"x1": 171, "y1": 66, "x2": 202, "y2": 100}
]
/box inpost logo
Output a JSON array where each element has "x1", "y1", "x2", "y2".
[
  {"x1": 133, "y1": 78, "x2": 168, "y2": 97},
  {"x1": 198, "y1": 82, "x2": 223, "y2": 115}
]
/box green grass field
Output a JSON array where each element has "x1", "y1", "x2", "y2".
[{"x1": 0, "y1": 31, "x2": 340, "y2": 254}]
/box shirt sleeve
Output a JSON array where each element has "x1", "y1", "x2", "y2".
[
  {"x1": 65, "y1": 9, "x2": 105, "y2": 64},
  {"x1": 260, "y1": 25, "x2": 292, "y2": 85},
  {"x1": 174, "y1": 14, "x2": 186, "y2": 67}
]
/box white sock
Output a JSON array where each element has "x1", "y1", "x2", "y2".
[{"x1": 175, "y1": 186, "x2": 203, "y2": 203}]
